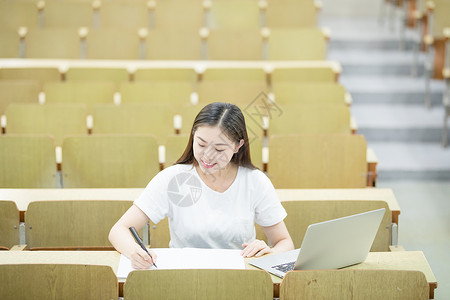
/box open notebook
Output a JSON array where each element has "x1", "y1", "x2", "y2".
[{"x1": 117, "y1": 248, "x2": 246, "y2": 278}]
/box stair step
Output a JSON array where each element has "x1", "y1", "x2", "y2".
[
  {"x1": 341, "y1": 76, "x2": 445, "y2": 106},
  {"x1": 329, "y1": 50, "x2": 425, "y2": 76},
  {"x1": 352, "y1": 104, "x2": 445, "y2": 142},
  {"x1": 369, "y1": 142, "x2": 450, "y2": 180}
]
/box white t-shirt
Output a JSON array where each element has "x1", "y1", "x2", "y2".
[{"x1": 134, "y1": 164, "x2": 287, "y2": 249}]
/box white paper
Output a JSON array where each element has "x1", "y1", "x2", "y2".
[{"x1": 117, "y1": 248, "x2": 245, "y2": 279}]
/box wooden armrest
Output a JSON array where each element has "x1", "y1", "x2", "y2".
[
  {"x1": 443, "y1": 68, "x2": 450, "y2": 79},
  {"x1": 367, "y1": 148, "x2": 378, "y2": 187},
  {"x1": 351, "y1": 117, "x2": 358, "y2": 134},
  {"x1": 444, "y1": 27, "x2": 450, "y2": 39},
  {"x1": 314, "y1": 0, "x2": 323, "y2": 11},
  {"x1": 424, "y1": 34, "x2": 434, "y2": 46},
  {"x1": 367, "y1": 148, "x2": 378, "y2": 164},
  {"x1": 345, "y1": 92, "x2": 353, "y2": 106},
  {"x1": 321, "y1": 27, "x2": 331, "y2": 41},
  {"x1": 389, "y1": 245, "x2": 406, "y2": 252},
  {"x1": 10, "y1": 245, "x2": 27, "y2": 251},
  {"x1": 413, "y1": 10, "x2": 423, "y2": 20}
]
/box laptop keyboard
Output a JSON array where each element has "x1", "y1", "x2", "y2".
[{"x1": 272, "y1": 261, "x2": 295, "y2": 273}]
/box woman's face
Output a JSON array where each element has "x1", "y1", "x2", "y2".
[{"x1": 193, "y1": 126, "x2": 243, "y2": 176}]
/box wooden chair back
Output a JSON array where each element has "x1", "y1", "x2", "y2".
[
  {"x1": 134, "y1": 68, "x2": 197, "y2": 84},
  {"x1": 266, "y1": 0, "x2": 318, "y2": 28},
  {"x1": 198, "y1": 80, "x2": 269, "y2": 105},
  {"x1": 25, "y1": 28, "x2": 81, "y2": 59},
  {"x1": 272, "y1": 82, "x2": 347, "y2": 105},
  {"x1": 0, "y1": 29, "x2": 20, "y2": 58},
  {"x1": 209, "y1": 0, "x2": 262, "y2": 29},
  {"x1": 119, "y1": 81, "x2": 193, "y2": 109},
  {"x1": 0, "y1": 264, "x2": 118, "y2": 300},
  {"x1": 42, "y1": 1, "x2": 94, "y2": 28},
  {"x1": 268, "y1": 104, "x2": 351, "y2": 135},
  {"x1": 92, "y1": 103, "x2": 175, "y2": 144},
  {"x1": 25, "y1": 200, "x2": 134, "y2": 250},
  {"x1": 267, "y1": 134, "x2": 367, "y2": 188},
  {"x1": 124, "y1": 269, "x2": 273, "y2": 300},
  {"x1": 61, "y1": 135, "x2": 160, "y2": 188},
  {"x1": 268, "y1": 28, "x2": 327, "y2": 60},
  {"x1": 66, "y1": 67, "x2": 129, "y2": 86},
  {"x1": 154, "y1": 1, "x2": 205, "y2": 31},
  {"x1": 5, "y1": 103, "x2": 87, "y2": 146},
  {"x1": 0, "y1": 68, "x2": 60, "y2": 89},
  {"x1": 164, "y1": 134, "x2": 190, "y2": 168},
  {"x1": 85, "y1": 28, "x2": 141, "y2": 60},
  {"x1": 0, "y1": 135, "x2": 58, "y2": 188},
  {"x1": 206, "y1": 29, "x2": 264, "y2": 60},
  {"x1": 202, "y1": 68, "x2": 267, "y2": 82},
  {"x1": 256, "y1": 200, "x2": 391, "y2": 251},
  {"x1": 271, "y1": 67, "x2": 336, "y2": 83},
  {"x1": 0, "y1": 2, "x2": 39, "y2": 30},
  {"x1": 149, "y1": 217, "x2": 171, "y2": 248},
  {"x1": 0, "y1": 80, "x2": 40, "y2": 115},
  {"x1": 279, "y1": 269, "x2": 429, "y2": 300},
  {"x1": 99, "y1": 2, "x2": 148, "y2": 29},
  {"x1": 0, "y1": 201, "x2": 20, "y2": 250},
  {"x1": 146, "y1": 29, "x2": 203, "y2": 60},
  {"x1": 43, "y1": 81, "x2": 115, "y2": 113}
]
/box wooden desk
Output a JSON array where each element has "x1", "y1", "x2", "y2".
[
  {"x1": 0, "y1": 59, "x2": 342, "y2": 76},
  {"x1": 0, "y1": 188, "x2": 400, "y2": 224},
  {"x1": 0, "y1": 188, "x2": 143, "y2": 222},
  {"x1": 247, "y1": 251, "x2": 437, "y2": 299},
  {"x1": 0, "y1": 250, "x2": 436, "y2": 299}
]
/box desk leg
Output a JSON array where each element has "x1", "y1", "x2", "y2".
[
  {"x1": 430, "y1": 283, "x2": 437, "y2": 299},
  {"x1": 273, "y1": 283, "x2": 280, "y2": 298}
]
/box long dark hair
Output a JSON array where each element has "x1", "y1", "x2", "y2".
[{"x1": 175, "y1": 102, "x2": 256, "y2": 169}]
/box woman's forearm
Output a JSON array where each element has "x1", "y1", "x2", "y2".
[
  {"x1": 109, "y1": 223, "x2": 140, "y2": 258},
  {"x1": 271, "y1": 237, "x2": 295, "y2": 254}
]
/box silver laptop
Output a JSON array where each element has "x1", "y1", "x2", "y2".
[{"x1": 249, "y1": 208, "x2": 385, "y2": 278}]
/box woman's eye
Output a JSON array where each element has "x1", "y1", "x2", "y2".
[
  {"x1": 216, "y1": 149, "x2": 225, "y2": 152},
  {"x1": 198, "y1": 143, "x2": 206, "y2": 148}
]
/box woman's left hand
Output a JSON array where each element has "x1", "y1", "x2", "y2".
[{"x1": 241, "y1": 240, "x2": 272, "y2": 257}]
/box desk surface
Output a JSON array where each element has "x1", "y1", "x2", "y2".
[
  {"x1": 0, "y1": 59, "x2": 342, "y2": 74},
  {"x1": 0, "y1": 188, "x2": 401, "y2": 224},
  {"x1": 0, "y1": 187, "x2": 399, "y2": 212},
  {"x1": 0, "y1": 250, "x2": 436, "y2": 298}
]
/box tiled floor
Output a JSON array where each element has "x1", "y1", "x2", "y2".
[{"x1": 378, "y1": 179, "x2": 450, "y2": 300}]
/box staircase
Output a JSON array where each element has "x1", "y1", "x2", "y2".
[{"x1": 321, "y1": 11, "x2": 450, "y2": 181}]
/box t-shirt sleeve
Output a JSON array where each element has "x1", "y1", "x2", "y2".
[
  {"x1": 252, "y1": 170, "x2": 287, "y2": 227},
  {"x1": 134, "y1": 167, "x2": 172, "y2": 224}
]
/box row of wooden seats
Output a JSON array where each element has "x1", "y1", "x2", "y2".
[
  {"x1": 0, "y1": 27, "x2": 328, "y2": 60},
  {"x1": 0, "y1": 79, "x2": 348, "y2": 113},
  {"x1": 1, "y1": 102, "x2": 354, "y2": 142},
  {"x1": 0, "y1": 134, "x2": 374, "y2": 188},
  {"x1": 0, "y1": 264, "x2": 428, "y2": 300},
  {"x1": 0, "y1": 198, "x2": 391, "y2": 251},
  {"x1": 0, "y1": 0, "x2": 320, "y2": 30}
]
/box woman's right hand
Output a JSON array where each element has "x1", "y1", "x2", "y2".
[{"x1": 129, "y1": 244, "x2": 158, "y2": 270}]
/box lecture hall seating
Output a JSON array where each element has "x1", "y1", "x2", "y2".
[
  {"x1": 24, "y1": 200, "x2": 134, "y2": 250},
  {"x1": 0, "y1": 200, "x2": 20, "y2": 250},
  {"x1": 124, "y1": 269, "x2": 273, "y2": 300},
  {"x1": 0, "y1": 264, "x2": 118, "y2": 300}
]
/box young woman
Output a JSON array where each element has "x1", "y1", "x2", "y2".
[{"x1": 109, "y1": 102, "x2": 294, "y2": 269}]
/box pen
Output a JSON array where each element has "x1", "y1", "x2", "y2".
[{"x1": 129, "y1": 226, "x2": 158, "y2": 269}]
